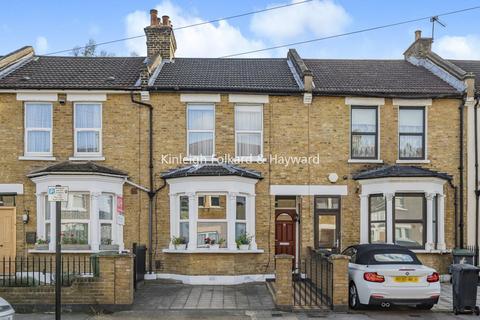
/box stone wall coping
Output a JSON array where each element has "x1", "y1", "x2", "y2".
[
  {"x1": 275, "y1": 254, "x2": 294, "y2": 260},
  {"x1": 328, "y1": 254, "x2": 350, "y2": 261}
]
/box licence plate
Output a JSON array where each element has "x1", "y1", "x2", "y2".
[{"x1": 394, "y1": 276, "x2": 419, "y2": 283}]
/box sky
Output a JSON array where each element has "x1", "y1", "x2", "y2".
[{"x1": 1, "y1": 0, "x2": 480, "y2": 59}]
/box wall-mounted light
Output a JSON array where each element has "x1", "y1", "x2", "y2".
[{"x1": 22, "y1": 209, "x2": 29, "y2": 224}]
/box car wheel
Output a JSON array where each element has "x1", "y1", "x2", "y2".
[
  {"x1": 349, "y1": 282, "x2": 361, "y2": 310},
  {"x1": 416, "y1": 304, "x2": 434, "y2": 310}
]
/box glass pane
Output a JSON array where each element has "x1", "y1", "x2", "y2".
[
  {"x1": 352, "y1": 108, "x2": 376, "y2": 133},
  {"x1": 399, "y1": 109, "x2": 423, "y2": 133},
  {"x1": 316, "y1": 197, "x2": 339, "y2": 210},
  {"x1": 374, "y1": 253, "x2": 414, "y2": 263},
  {"x1": 45, "y1": 195, "x2": 50, "y2": 220},
  {"x1": 188, "y1": 107, "x2": 214, "y2": 130},
  {"x1": 395, "y1": 223, "x2": 423, "y2": 247},
  {"x1": 235, "y1": 222, "x2": 246, "y2": 240},
  {"x1": 45, "y1": 223, "x2": 51, "y2": 243},
  {"x1": 318, "y1": 215, "x2": 336, "y2": 248},
  {"x1": 61, "y1": 223, "x2": 88, "y2": 244},
  {"x1": 26, "y1": 104, "x2": 51, "y2": 128},
  {"x1": 0, "y1": 196, "x2": 15, "y2": 207},
  {"x1": 369, "y1": 195, "x2": 385, "y2": 221},
  {"x1": 236, "y1": 109, "x2": 262, "y2": 131},
  {"x1": 100, "y1": 223, "x2": 112, "y2": 245},
  {"x1": 395, "y1": 196, "x2": 424, "y2": 220},
  {"x1": 277, "y1": 213, "x2": 293, "y2": 221},
  {"x1": 197, "y1": 222, "x2": 227, "y2": 247},
  {"x1": 61, "y1": 193, "x2": 90, "y2": 219},
  {"x1": 370, "y1": 222, "x2": 386, "y2": 243},
  {"x1": 99, "y1": 194, "x2": 113, "y2": 220},
  {"x1": 75, "y1": 104, "x2": 101, "y2": 128},
  {"x1": 27, "y1": 131, "x2": 50, "y2": 153},
  {"x1": 237, "y1": 133, "x2": 261, "y2": 157},
  {"x1": 236, "y1": 196, "x2": 246, "y2": 220},
  {"x1": 77, "y1": 131, "x2": 99, "y2": 153},
  {"x1": 352, "y1": 134, "x2": 375, "y2": 158},
  {"x1": 275, "y1": 196, "x2": 296, "y2": 208},
  {"x1": 180, "y1": 222, "x2": 189, "y2": 242},
  {"x1": 180, "y1": 196, "x2": 189, "y2": 220},
  {"x1": 198, "y1": 195, "x2": 226, "y2": 219},
  {"x1": 399, "y1": 135, "x2": 423, "y2": 159},
  {"x1": 188, "y1": 132, "x2": 214, "y2": 156}
]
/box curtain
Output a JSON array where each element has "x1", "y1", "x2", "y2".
[
  {"x1": 399, "y1": 109, "x2": 423, "y2": 133},
  {"x1": 188, "y1": 108, "x2": 214, "y2": 130},
  {"x1": 399, "y1": 135, "x2": 423, "y2": 158},
  {"x1": 236, "y1": 110, "x2": 262, "y2": 131},
  {"x1": 27, "y1": 131, "x2": 50, "y2": 153},
  {"x1": 351, "y1": 108, "x2": 376, "y2": 133},
  {"x1": 237, "y1": 133, "x2": 261, "y2": 157},
  {"x1": 75, "y1": 104, "x2": 101, "y2": 128},
  {"x1": 188, "y1": 132, "x2": 213, "y2": 156}
]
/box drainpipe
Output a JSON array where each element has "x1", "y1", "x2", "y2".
[
  {"x1": 474, "y1": 95, "x2": 479, "y2": 264},
  {"x1": 459, "y1": 98, "x2": 466, "y2": 249},
  {"x1": 130, "y1": 91, "x2": 157, "y2": 274}
]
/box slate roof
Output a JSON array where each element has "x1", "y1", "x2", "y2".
[
  {"x1": 161, "y1": 163, "x2": 262, "y2": 179},
  {"x1": 151, "y1": 58, "x2": 301, "y2": 93},
  {"x1": 304, "y1": 59, "x2": 462, "y2": 98},
  {"x1": 352, "y1": 165, "x2": 452, "y2": 181},
  {"x1": 0, "y1": 56, "x2": 145, "y2": 90},
  {"x1": 449, "y1": 60, "x2": 480, "y2": 91},
  {"x1": 27, "y1": 161, "x2": 128, "y2": 177}
]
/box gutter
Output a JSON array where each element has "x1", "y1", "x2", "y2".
[{"x1": 130, "y1": 91, "x2": 167, "y2": 274}]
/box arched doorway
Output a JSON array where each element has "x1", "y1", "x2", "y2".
[{"x1": 275, "y1": 209, "x2": 297, "y2": 264}]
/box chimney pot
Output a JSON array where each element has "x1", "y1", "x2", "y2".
[
  {"x1": 150, "y1": 9, "x2": 159, "y2": 26},
  {"x1": 162, "y1": 15, "x2": 170, "y2": 26},
  {"x1": 415, "y1": 30, "x2": 422, "y2": 41}
]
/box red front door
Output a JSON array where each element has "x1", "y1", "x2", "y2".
[{"x1": 275, "y1": 209, "x2": 296, "y2": 265}]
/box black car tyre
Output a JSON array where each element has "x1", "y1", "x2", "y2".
[{"x1": 349, "y1": 282, "x2": 362, "y2": 310}]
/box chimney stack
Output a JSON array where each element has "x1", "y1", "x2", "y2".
[
  {"x1": 404, "y1": 29, "x2": 432, "y2": 59},
  {"x1": 144, "y1": 9, "x2": 176, "y2": 60}
]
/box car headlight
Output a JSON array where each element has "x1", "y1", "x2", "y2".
[{"x1": 0, "y1": 305, "x2": 12, "y2": 312}]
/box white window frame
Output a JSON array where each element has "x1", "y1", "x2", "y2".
[
  {"x1": 99, "y1": 193, "x2": 115, "y2": 247},
  {"x1": 235, "y1": 104, "x2": 264, "y2": 160},
  {"x1": 24, "y1": 102, "x2": 53, "y2": 157},
  {"x1": 186, "y1": 104, "x2": 215, "y2": 158},
  {"x1": 60, "y1": 192, "x2": 91, "y2": 246},
  {"x1": 196, "y1": 192, "x2": 228, "y2": 248},
  {"x1": 73, "y1": 102, "x2": 103, "y2": 158}
]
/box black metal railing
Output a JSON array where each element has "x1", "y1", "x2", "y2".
[
  {"x1": 0, "y1": 256, "x2": 99, "y2": 287},
  {"x1": 293, "y1": 247, "x2": 333, "y2": 309}
]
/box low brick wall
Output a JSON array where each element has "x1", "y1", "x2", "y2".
[
  {"x1": 274, "y1": 254, "x2": 293, "y2": 310},
  {"x1": 329, "y1": 255, "x2": 349, "y2": 311},
  {"x1": 417, "y1": 252, "x2": 452, "y2": 274},
  {"x1": 0, "y1": 253, "x2": 134, "y2": 310}
]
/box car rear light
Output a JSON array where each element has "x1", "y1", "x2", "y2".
[
  {"x1": 427, "y1": 272, "x2": 440, "y2": 283},
  {"x1": 364, "y1": 272, "x2": 385, "y2": 283}
]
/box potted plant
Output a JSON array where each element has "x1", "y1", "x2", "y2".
[
  {"x1": 99, "y1": 238, "x2": 119, "y2": 251},
  {"x1": 34, "y1": 238, "x2": 49, "y2": 250},
  {"x1": 61, "y1": 236, "x2": 90, "y2": 250},
  {"x1": 172, "y1": 236, "x2": 187, "y2": 250},
  {"x1": 218, "y1": 238, "x2": 226, "y2": 248},
  {"x1": 236, "y1": 233, "x2": 252, "y2": 250},
  {"x1": 205, "y1": 237, "x2": 220, "y2": 249}
]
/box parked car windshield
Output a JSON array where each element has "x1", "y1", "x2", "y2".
[{"x1": 373, "y1": 253, "x2": 414, "y2": 263}]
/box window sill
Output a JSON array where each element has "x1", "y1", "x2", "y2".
[
  {"x1": 396, "y1": 159, "x2": 431, "y2": 164},
  {"x1": 19, "y1": 156, "x2": 56, "y2": 161},
  {"x1": 232, "y1": 157, "x2": 267, "y2": 163},
  {"x1": 69, "y1": 156, "x2": 105, "y2": 161},
  {"x1": 348, "y1": 159, "x2": 383, "y2": 164},
  {"x1": 162, "y1": 248, "x2": 264, "y2": 254}
]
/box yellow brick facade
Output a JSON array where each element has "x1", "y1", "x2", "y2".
[{"x1": 0, "y1": 91, "x2": 464, "y2": 275}]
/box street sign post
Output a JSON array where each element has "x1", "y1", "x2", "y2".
[{"x1": 48, "y1": 185, "x2": 68, "y2": 320}]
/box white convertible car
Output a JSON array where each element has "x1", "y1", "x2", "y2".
[{"x1": 342, "y1": 244, "x2": 441, "y2": 310}]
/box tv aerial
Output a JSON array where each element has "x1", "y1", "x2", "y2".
[{"x1": 430, "y1": 16, "x2": 446, "y2": 41}]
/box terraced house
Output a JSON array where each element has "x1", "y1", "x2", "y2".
[{"x1": 0, "y1": 9, "x2": 479, "y2": 287}]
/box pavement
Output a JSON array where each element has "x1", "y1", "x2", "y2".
[{"x1": 12, "y1": 282, "x2": 480, "y2": 319}]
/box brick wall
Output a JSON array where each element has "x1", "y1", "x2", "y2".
[{"x1": 0, "y1": 253, "x2": 134, "y2": 307}]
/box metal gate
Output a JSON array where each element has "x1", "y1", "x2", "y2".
[
  {"x1": 133, "y1": 243, "x2": 147, "y2": 290},
  {"x1": 293, "y1": 248, "x2": 333, "y2": 309}
]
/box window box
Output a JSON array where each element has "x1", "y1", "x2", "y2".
[
  {"x1": 34, "y1": 244, "x2": 49, "y2": 250},
  {"x1": 174, "y1": 244, "x2": 187, "y2": 250},
  {"x1": 62, "y1": 244, "x2": 91, "y2": 251},
  {"x1": 99, "y1": 244, "x2": 119, "y2": 251},
  {"x1": 238, "y1": 244, "x2": 250, "y2": 250}
]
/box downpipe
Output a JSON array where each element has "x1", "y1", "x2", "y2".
[
  {"x1": 459, "y1": 98, "x2": 466, "y2": 248},
  {"x1": 474, "y1": 95, "x2": 479, "y2": 265}
]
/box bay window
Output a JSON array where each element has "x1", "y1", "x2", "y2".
[
  {"x1": 235, "y1": 196, "x2": 247, "y2": 240},
  {"x1": 351, "y1": 106, "x2": 378, "y2": 159},
  {"x1": 399, "y1": 107, "x2": 425, "y2": 160},
  {"x1": 61, "y1": 193, "x2": 90, "y2": 245},
  {"x1": 179, "y1": 196, "x2": 189, "y2": 242},
  {"x1": 24, "y1": 102, "x2": 52, "y2": 156},
  {"x1": 197, "y1": 194, "x2": 227, "y2": 247},
  {"x1": 74, "y1": 103, "x2": 102, "y2": 156},
  {"x1": 187, "y1": 104, "x2": 215, "y2": 157},
  {"x1": 99, "y1": 193, "x2": 114, "y2": 246},
  {"x1": 235, "y1": 105, "x2": 263, "y2": 158},
  {"x1": 44, "y1": 195, "x2": 51, "y2": 243}
]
